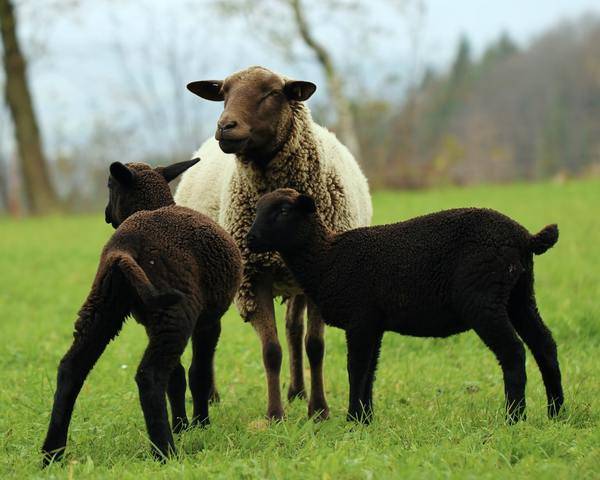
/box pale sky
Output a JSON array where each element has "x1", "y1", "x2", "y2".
[{"x1": 1, "y1": 0, "x2": 599, "y2": 160}]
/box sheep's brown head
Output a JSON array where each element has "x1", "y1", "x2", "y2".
[
  {"x1": 247, "y1": 188, "x2": 317, "y2": 254},
  {"x1": 105, "y1": 158, "x2": 199, "y2": 229},
  {"x1": 187, "y1": 66, "x2": 316, "y2": 166}
]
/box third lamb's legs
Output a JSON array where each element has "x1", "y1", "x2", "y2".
[
  {"x1": 286, "y1": 294, "x2": 307, "y2": 401},
  {"x1": 362, "y1": 330, "x2": 383, "y2": 414},
  {"x1": 306, "y1": 300, "x2": 329, "y2": 420},
  {"x1": 509, "y1": 299, "x2": 564, "y2": 417},
  {"x1": 345, "y1": 327, "x2": 379, "y2": 423},
  {"x1": 470, "y1": 304, "x2": 527, "y2": 423}
]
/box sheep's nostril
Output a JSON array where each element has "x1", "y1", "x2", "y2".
[{"x1": 220, "y1": 120, "x2": 237, "y2": 131}]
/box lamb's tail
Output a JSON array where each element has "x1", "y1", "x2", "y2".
[
  {"x1": 105, "y1": 252, "x2": 182, "y2": 308},
  {"x1": 529, "y1": 224, "x2": 559, "y2": 255}
]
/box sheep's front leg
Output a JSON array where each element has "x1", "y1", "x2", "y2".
[
  {"x1": 345, "y1": 327, "x2": 378, "y2": 424},
  {"x1": 306, "y1": 300, "x2": 329, "y2": 420},
  {"x1": 250, "y1": 275, "x2": 284, "y2": 420},
  {"x1": 136, "y1": 323, "x2": 190, "y2": 460},
  {"x1": 42, "y1": 309, "x2": 125, "y2": 466}
]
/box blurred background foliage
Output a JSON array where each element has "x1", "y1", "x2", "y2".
[{"x1": 0, "y1": 0, "x2": 599, "y2": 215}]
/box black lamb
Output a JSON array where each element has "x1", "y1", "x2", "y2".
[
  {"x1": 247, "y1": 188, "x2": 564, "y2": 424},
  {"x1": 42, "y1": 160, "x2": 242, "y2": 464}
]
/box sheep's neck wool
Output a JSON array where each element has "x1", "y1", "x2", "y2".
[{"x1": 224, "y1": 103, "x2": 355, "y2": 321}]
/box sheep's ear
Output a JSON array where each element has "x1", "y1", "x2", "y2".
[
  {"x1": 284, "y1": 80, "x2": 317, "y2": 102},
  {"x1": 109, "y1": 162, "x2": 135, "y2": 186},
  {"x1": 159, "y1": 158, "x2": 200, "y2": 183},
  {"x1": 296, "y1": 194, "x2": 316, "y2": 213},
  {"x1": 187, "y1": 80, "x2": 224, "y2": 101}
]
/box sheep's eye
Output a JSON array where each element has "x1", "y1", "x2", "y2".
[
  {"x1": 261, "y1": 90, "x2": 280, "y2": 102},
  {"x1": 278, "y1": 208, "x2": 289, "y2": 217}
]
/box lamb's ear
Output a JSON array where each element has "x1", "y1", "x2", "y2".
[
  {"x1": 109, "y1": 162, "x2": 135, "y2": 186},
  {"x1": 296, "y1": 194, "x2": 316, "y2": 213},
  {"x1": 187, "y1": 80, "x2": 224, "y2": 101},
  {"x1": 158, "y1": 158, "x2": 200, "y2": 183},
  {"x1": 284, "y1": 80, "x2": 317, "y2": 101}
]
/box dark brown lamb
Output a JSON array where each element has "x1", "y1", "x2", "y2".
[
  {"x1": 42, "y1": 160, "x2": 242, "y2": 464},
  {"x1": 247, "y1": 188, "x2": 564, "y2": 424}
]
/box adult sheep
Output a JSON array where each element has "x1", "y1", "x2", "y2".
[{"x1": 175, "y1": 66, "x2": 372, "y2": 420}]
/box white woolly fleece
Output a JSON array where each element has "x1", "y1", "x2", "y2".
[{"x1": 175, "y1": 104, "x2": 372, "y2": 320}]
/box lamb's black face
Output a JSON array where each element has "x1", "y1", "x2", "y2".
[
  {"x1": 247, "y1": 189, "x2": 316, "y2": 253},
  {"x1": 105, "y1": 162, "x2": 138, "y2": 229},
  {"x1": 105, "y1": 159, "x2": 200, "y2": 229}
]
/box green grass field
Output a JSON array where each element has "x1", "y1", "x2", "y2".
[{"x1": 1, "y1": 180, "x2": 598, "y2": 479}]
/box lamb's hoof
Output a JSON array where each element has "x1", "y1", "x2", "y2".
[
  {"x1": 190, "y1": 416, "x2": 210, "y2": 429},
  {"x1": 506, "y1": 407, "x2": 527, "y2": 425},
  {"x1": 346, "y1": 410, "x2": 373, "y2": 424},
  {"x1": 41, "y1": 448, "x2": 64, "y2": 468},
  {"x1": 548, "y1": 397, "x2": 564, "y2": 419},
  {"x1": 266, "y1": 408, "x2": 285, "y2": 422},
  {"x1": 151, "y1": 446, "x2": 176, "y2": 463},
  {"x1": 308, "y1": 404, "x2": 330, "y2": 422},
  {"x1": 172, "y1": 418, "x2": 189, "y2": 434},
  {"x1": 287, "y1": 386, "x2": 306, "y2": 402}
]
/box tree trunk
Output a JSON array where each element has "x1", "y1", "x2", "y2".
[
  {"x1": 288, "y1": 0, "x2": 362, "y2": 162},
  {"x1": 0, "y1": 0, "x2": 59, "y2": 214}
]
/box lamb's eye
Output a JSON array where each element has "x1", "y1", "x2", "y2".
[{"x1": 278, "y1": 208, "x2": 288, "y2": 217}]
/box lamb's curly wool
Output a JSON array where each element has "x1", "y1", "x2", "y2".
[
  {"x1": 175, "y1": 103, "x2": 371, "y2": 320},
  {"x1": 248, "y1": 189, "x2": 564, "y2": 424},
  {"x1": 42, "y1": 160, "x2": 242, "y2": 464}
]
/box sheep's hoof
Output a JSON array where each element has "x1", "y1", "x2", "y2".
[
  {"x1": 308, "y1": 405, "x2": 330, "y2": 422},
  {"x1": 287, "y1": 386, "x2": 306, "y2": 402},
  {"x1": 266, "y1": 408, "x2": 285, "y2": 422},
  {"x1": 209, "y1": 389, "x2": 221, "y2": 404}
]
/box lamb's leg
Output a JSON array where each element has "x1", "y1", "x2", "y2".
[
  {"x1": 362, "y1": 330, "x2": 384, "y2": 414},
  {"x1": 208, "y1": 367, "x2": 220, "y2": 404},
  {"x1": 250, "y1": 275, "x2": 284, "y2": 420},
  {"x1": 470, "y1": 305, "x2": 527, "y2": 423},
  {"x1": 167, "y1": 362, "x2": 189, "y2": 433},
  {"x1": 286, "y1": 295, "x2": 307, "y2": 401},
  {"x1": 509, "y1": 299, "x2": 563, "y2": 418},
  {"x1": 189, "y1": 314, "x2": 222, "y2": 427},
  {"x1": 136, "y1": 323, "x2": 190, "y2": 460},
  {"x1": 42, "y1": 307, "x2": 125, "y2": 466},
  {"x1": 306, "y1": 300, "x2": 329, "y2": 420},
  {"x1": 345, "y1": 328, "x2": 378, "y2": 423}
]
